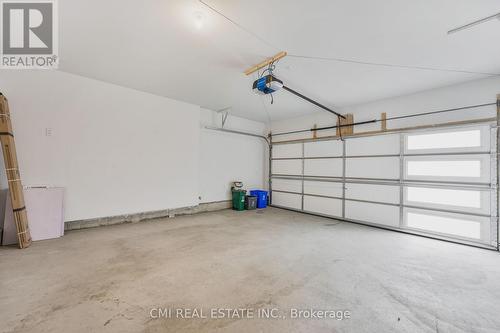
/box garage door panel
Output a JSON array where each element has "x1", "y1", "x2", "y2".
[
  {"x1": 346, "y1": 201, "x2": 400, "y2": 227},
  {"x1": 404, "y1": 208, "x2": 489, "y2": 242},
  {"x1": 404, "y1": 186, "x2": 490, "y2": 215},
  {"x1": 346, "y1": 157, "x2": 399, "y2": 179},
  {"x1": 304, "y1": 140, "x2": 343, "y2": 157},
  {"x1": 272, "y1": 143, "x2": 302, "y2": 158},
  {"x1": 270, "y1": 124, "x2": 496, "y2": 249},
  {"x1": 404, "y1": 126, "x2": 490, "y2": 154},
  {"x1": 405, "y1": 155, "x2": 490, "y2": 183},
  {"x1": 304, "y1": 196, "x2": 342, "y2": 217},
  {"x1": 346, "y1": 134, "x2": 399, "y2": 156},
  {"x1": 345, "y1": 183, "x2": 400, "y2": 204},
  {"x1": 304, "y1": 181, "x2": 343, "y2": 197},
  {"x1": 272, "y1": 178, "x2": 302, "y2": 193},
  {"x1": 272, "y1": 159, "x2": 302, "y2": 175},
  {"x1": 304, "y1": 158, "x2": 342, "y2": 177},
  {"x1": 272, "y1": 192, "x2": 302, "y2": 210}
]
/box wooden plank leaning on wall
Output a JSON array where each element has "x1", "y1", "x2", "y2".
[{"x1": 0, "y1": 93, "x2": 31, "y2": 249}]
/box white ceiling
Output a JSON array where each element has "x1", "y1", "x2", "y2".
[{"x1": 59, "y1": 0, "x2": 500, "y2": 122}]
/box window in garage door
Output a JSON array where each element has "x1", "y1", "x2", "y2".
[
  {"x1": 402, "y1": 125, "x2": 494, "y2": 244},
  {"x1": 270, "y1": 124, "x2": 498, "y2": 249}
]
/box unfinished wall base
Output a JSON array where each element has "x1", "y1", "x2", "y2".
[{"x1": 64, "y1": 200, "x2": 231, "y2": 231}]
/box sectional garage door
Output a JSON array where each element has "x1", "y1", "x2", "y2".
[{"x1": 270, "y1": 124, "x2": 498, "y2": 250}]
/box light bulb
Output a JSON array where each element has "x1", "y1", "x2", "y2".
[{"x1": 194, "y1": 11, "x2": 205, "y2": 29}]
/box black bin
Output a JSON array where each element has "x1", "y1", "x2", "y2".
[{"x1": 245, "y1": 195, "x2": 257, "y2": 210}]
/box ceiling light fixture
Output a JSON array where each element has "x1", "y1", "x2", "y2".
[
  {"x1": 193, "y1": 11, "x2": 205, "y2": 29},
  {"x1": 448, "y1": 11, "x2": 500, "y2": 34}
]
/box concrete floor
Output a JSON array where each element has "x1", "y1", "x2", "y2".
[{"x1": 1, "y1": 208, "x2": 500, "y2": 333}]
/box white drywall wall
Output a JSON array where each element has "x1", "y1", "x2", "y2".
[
  {"x1": 0, "y1": 70, "x2": 268, "y2": 222},
  {"x1": 271, "y1": 76, "x2": 500, "y2": 141},
  {"x1": 0, "y1": 70, "x2": 201, "y2": 221},
  {"x1": 199, "y1": 109, "x2": 267, "y2": 203}
]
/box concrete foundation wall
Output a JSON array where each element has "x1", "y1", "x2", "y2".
[{"x1": 64, "y1": 200, "x2": 232, "y2": 231}]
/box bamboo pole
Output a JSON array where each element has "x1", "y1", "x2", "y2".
[{"x1": 0, "y1": 94, "x2": 31, "y2": 248}]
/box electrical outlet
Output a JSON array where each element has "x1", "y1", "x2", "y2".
[{"x1": 45, "y1": 128, "x2": 52, "y2": 136}]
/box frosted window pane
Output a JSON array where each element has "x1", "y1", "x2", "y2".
[
  {"x1": 407, "y1": 160, "x2": 481, "y2": 177},
  {"x1": 407, "y1": 130, "x2": 481, "y2": 150},
  {"x1": 407, "y1": 187, "x2": 481, "y2": 208},
  {"x1": 407, "y1": 212, "x2": 480, "y2": 239}
]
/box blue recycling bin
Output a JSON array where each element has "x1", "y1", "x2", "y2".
[{"x1": 249, "y1": 190, "x2": 268, "y2": 208}]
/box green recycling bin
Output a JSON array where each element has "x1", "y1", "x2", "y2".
[{"x1": 232, "y1": 190, "x2": 246, "y2": 211}]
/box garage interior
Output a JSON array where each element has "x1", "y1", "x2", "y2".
[{"x1": 1, "y1": 1, "x2": 500, "y2": 332}]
